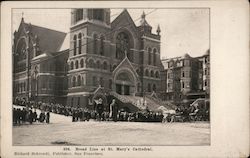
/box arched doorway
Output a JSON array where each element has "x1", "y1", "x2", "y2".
[{"x1": 114, "y1": 70, "x2": 136, "y2": 95}]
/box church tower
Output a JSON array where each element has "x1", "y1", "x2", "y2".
[{"x1": 67, "y1": 9, "x2": 112, "y2": 107}]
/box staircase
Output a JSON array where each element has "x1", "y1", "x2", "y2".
[
  {"x1": 109, "y1": 91, "x2": 175, "y2": 112},
  {"x1": 146, "y1": 95, "x2": 177, "y2": 110}
]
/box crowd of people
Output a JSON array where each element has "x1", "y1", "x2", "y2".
[
  {"x1": 13, "y1": 107, "x2": 50, "y2": 125},
  {"x1": 13, "y1": 97, "x2": 209, "y2": 125}
]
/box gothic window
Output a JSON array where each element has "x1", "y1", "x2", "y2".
[
  {"x1": 182, "y1": 71, "x2": 185, "y2": 77},
  {"x1": 153, "y1": 84, "x2": 156, "y2": 91},
  {"x1": 93, "y1": 9, "x2": 104, "y2": 21},
  {"x1": 24, "y1": 82, "x2": 26, "y2": 91},
  {"x1": 103, "y1": 61, "x2": 107, "y2": 70},
  {"x1": 93, "y1": 34, "x2": 98, "y2": 54},
  {"x1": 116, "y1": 32, "x2": 129, "y2": 60},
  {"x1": 77, "y1": 75, "x2": 81, "y2": 86},
  {"x1": 80, "y1": 59, "x2": 84, "y2": 68},
  {"x1": 75, "y1": 60, "x2": 79, "y2": 69},
  {"x1": 89, "y1": 59, "x2": 94, "y2": 68},
  {"x1": 96, "y1": 60, "x2": 100, "y2": 69},
  {"x1": 150, "y1": 70, "x2": 154, "y2": 77},
  {"x1": 100, "y1": 35, "x2": 105, "y2": 56},
  {"x1": 72, "y1": 76, "x2": 76, "y2": 87},
  {"x1": 109, "y1": 79, "x2": 112, "y2": 89},
  {"x1": 153, "y1": 48, "x2": 157, "y2": 66},
  {"x1": 75, "y1": 9, "x2": 83, "y2": 22},
  {"x1": 73, "y1": 35, "x2": 77, "y2": 56},
  {"x1": 71, "y1": 61, "x2": 74, "y2": 70},
  {"x1": 137, "y1": 83, "x2": 140, "y2": 92},
  {"x1": 148, "y1": 47, "x2": 152, "y2": 65},
  {"x1": 78, "y1": 33, "x2": 82, "y2": 54},
  {"x1": 148, "y1": 83, "x2": 151, "y2": 92},
  {"x1": 155, "y1": 71, "x2": 159, "y2": 78},
  {"x1": 182, "y1": 82, "x2": 185, "y2": 88}
]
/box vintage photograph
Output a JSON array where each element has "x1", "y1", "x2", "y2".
[{"x1": 12, "y1": 8, "x2": 210, "y2": 146}]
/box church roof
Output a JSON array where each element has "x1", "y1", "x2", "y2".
[
  {"x1": 58, "y1": 33, "x2": 70, "y2": 52},
  {"x1": 23, "y1": 22, "x2": 67, "y2": 53}
]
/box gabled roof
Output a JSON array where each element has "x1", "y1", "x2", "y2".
[
  {"x1": 112, "y1": 54, "x2": 139, "y2": 82},
  {"x1": 22, "y1": 22, "x2": 67, "y2": 53},
  {"x1": 111, "y1": 9, "x2": 140, "y2": 37}
]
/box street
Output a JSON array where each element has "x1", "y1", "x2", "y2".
[{"x1": 13, "y1": 108, "x2": 210, "y2": 146}]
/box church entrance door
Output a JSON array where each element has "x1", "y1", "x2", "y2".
[{"x1": 124, "y1": 85, "x2": 130, "y2": 95}]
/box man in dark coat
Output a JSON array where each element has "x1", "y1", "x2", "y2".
[
  {"x1": 45, "y1": 111, "x2": 50, "y2": 123},
  {"x1": 110, "y1": 99, "x2": 119, "y2": 122},
  {"x1": 96, "y1": 98, "x2": 104, "y2": 121}
]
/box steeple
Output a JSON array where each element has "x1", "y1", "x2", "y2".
[
  {"x1": 157, "y1": 24, "x2": 161, "y2": 35},
  {"x1": 21, "y1": 12, "x2": 24, "y2": 22},
  {"x1": 138, "y1": 11, "x2": 152, "y2": 34}
]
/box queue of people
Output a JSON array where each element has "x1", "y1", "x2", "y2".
[
  {"x1": 13, "y1": 107, "x2": 50, "y2": 125},
  {"x1": 13, "y1": 97, "x2": 209, "y2": 124}
]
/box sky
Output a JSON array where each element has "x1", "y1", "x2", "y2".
[{"x1": 12, "y1": 8, "x2": 209, "y2": 59}]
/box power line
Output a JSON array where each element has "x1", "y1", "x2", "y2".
[{"x1": 14, "y1": 9, "x2": 158, "y2": 72}]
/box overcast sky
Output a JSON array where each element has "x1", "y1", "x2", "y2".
[{"x1": 12, "y1": 9, "x2": 209, "y2": 59}]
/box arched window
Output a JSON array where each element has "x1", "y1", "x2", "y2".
[
  {"x1": 75, "y1": 60, "x2": 79, "y2": 69},
  {"x1": 78, "y1": 33, "x2": 82, "y2": 54},
  {"x1": 153, "y1": 48, "x2": 157, "y2": 66},
  {"x1": 93, "y1": 34, "x2": 98, "y2": 54},
  {"x1": 109, "y1": 79, "x2": 112, "y2": 89},
  {"x1": 148, "y1": 83, "x2": 151, "y2": 92},
  {"x1": 103, "y1": 61, "x2": 107, "y2": 70},
  {"x1": 116, "y1": 32, "x2": 130, "y2": 60},
  {"x1": 153, "y1": 84, "x2": 156, "y2": 91},
  {"x1": 73, "y1": 35, "x2": 77, "y2": 56},
  {"x1": 137, "y1": 83, "x2": 140, "y2": 92},
  {"x1": 150, "y1": 70, "x2": 154, "y2": 77},
  {"x1": 70, "y1": 61, "x2": 74, "y2": 70},
  {"x1": 145, "y1": 69, "x2": 149, "y2": 76},
  {"x1": 77, "y1": 75, "x2": 81, "y2": 86},
  {"x1": 80, "y1": 59, "x2": 84, "y2": 68},
  {"x1": 96, "y1": 60, "x2": 100, "y2": 69},
  {"x1": 148, "y1": 47, "x2": 152, "y2": 65},
  {"x1": 100, "y1": 35, "x2": 105, "y2": 56},
  {"x1": 72, "y1": 76, "x2": 76, "y2": 87},
  {"x1": 89, "y1": 59, "x2": 94, "y2": 68},
  {"x1": 155, "y1": 71, "x2": 159, "y2": 78}
]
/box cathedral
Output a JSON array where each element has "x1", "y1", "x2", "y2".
[{"x1": 13, "y1": 9, "x2": 167, "y2": 111}]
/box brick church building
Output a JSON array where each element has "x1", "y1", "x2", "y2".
[{"x1": 13, "y1": 9, "x2": 167, "y2": 111}]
